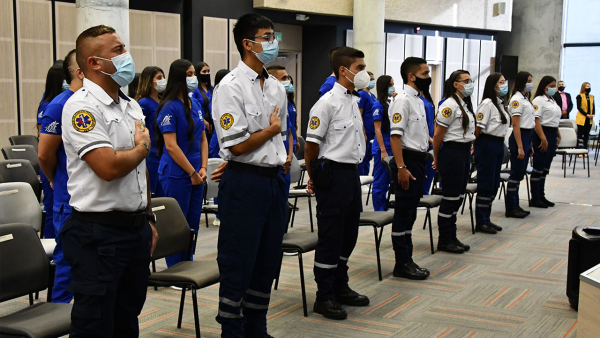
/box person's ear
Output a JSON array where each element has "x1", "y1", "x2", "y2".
[
  {"x1": 409, "y1": 73, "x2": 415, "y2": 83},
  {"x1": 243, "y1": 39, "x2": 253, "y2": 52},
  {"x1": 88, "y1": 56, "x2": 101, "y2": 71}
]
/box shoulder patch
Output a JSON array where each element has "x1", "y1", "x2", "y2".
[
  {"x1": 477, "y1": 112, "x2": 484, "y2": 121},
  {"x1": 309, "y1": 116, "x2": 320, "y2": 129},
  {"x1": 161, "y1": 114, "x2": 173, "y2": 126},
  {"x1": 373, "y1": 109, "x2": 380, "y2": 117},
  {"x1": 441, "y1": 107, "x2": 452, "y2": 118},
  {"x1": 72, "y1": 110, "x2": 96, "y2": 132},
  {"x1": 511, "y1": 101, "x2": 519, "y2": 109},
  {"x1": 533, "y1": 105, "x2": 538, "y2": 111},
  {"x1": 220, "y1": 113, "x2": 234, "y2": 130},
  {"x1": 392, "y1": 113, "x2": 401, "y2": 123}
]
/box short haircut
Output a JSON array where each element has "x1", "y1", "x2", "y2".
[
  {"x1": 266, "y1": 64, "x2": 285, "y2": 76},
  {"x1": 63, "y1": 49, "x2": 77, "y2": 84},
  {"x1": 332, "y1": 47, "x2": 365, "y2": 78},
  {"x1": 329, "y1": 46, "x2": 342, "y2": 69},
  {"x1": 233, "y1": 14, "x2": 274, "y2": 57},
  {"x1": 400, "y1": 57, "x2": 427, "y2": 84},
  {"x1": 75, "y1": 25, "x2": 116, "y2": 72}
]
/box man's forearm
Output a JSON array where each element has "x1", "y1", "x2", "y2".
[
  {"x1": 390, "y1": 135, "x2": 404, "y2": 167},
  {"x1": 304, "y1": 143, "x2": 320, "y2": 179},
  {"x1": 39, "y1": 155, "x2": 58, "y2": 183},
  {"x1": 229, "y1": 127, "x2": 278, "y2": 156}
]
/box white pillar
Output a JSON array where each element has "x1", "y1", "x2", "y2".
[
  {"x1": 76, "y1": 0, "x2": 130, "y2": 52},
  {"x1": 353, "y1": 0, "x2": 385, "y2": 78}
]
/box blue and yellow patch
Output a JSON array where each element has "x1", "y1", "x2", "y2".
[
  {"x1": 72, "y1": 110, "x2": 95, "y2": 132},
  {"x1": 220, "y1": 113, "x2": 234, "y2": 130},
  {"x1": 392, "y1": 113, "x2": 401, "y2": 124},
  {"x1": 441, "y1": 107, "x2": 452, "y2": 118},
  {"x1": 511, "y1": 101, "x2": 519, "y2": 109},
  {"x1": 477, "y1": 112, "x2": 484, "y2": 121},
  {"x1": 309, "y1": 116, "x2": 320, "y2": 129}
]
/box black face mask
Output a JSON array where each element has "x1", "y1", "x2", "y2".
[
  {"x1": 413, "y1": 75, "x2": 432, "y2": 93},
  {"x1": 199, "y1": 73, "x2": 211, "y2": 84},
  {"x1": 585, "y1": 88, "x2": 591, "y2": 94},
  {"x1": 558, "y1": 86, "x2": 565, "y2": 92}
]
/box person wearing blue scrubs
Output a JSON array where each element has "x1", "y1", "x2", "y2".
[
  {"x1": 38, "y1": 49, "x2": 82, "y2": 302},
  {"x1": 421, "y1": 93, "x2": 436, "y2": 194},
  {"x1": 37, "y1": 60, "x2": 65, "y2": 239},
  {"x1": 208, "y1": 69, "x2": 231, "y2": 159},
  {"x1": 288, "y1": 76, "x2": 298, "y2": 153},
  {"x1": 156, "y1": 59, "x2": 208, "y2": 267},
  {"x1": 358, "y1": 72, "x2": 377, "y2": 176},
  {"x1": 192, "y1": 61, "x2": 214, "y2": 141},
  {"x1": 318, "y1": 47, "x2": 342, "y2": 98},
  {"x1": 136, "y1": 66, "x2": 166, "y2": 196},
  {"x1": 371, "y1": 75, "x2": 395, "y2": 211}
]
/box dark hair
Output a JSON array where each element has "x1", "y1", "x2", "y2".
[
  {"x1": 480, "y1": 72, "x2": 507, "y2": 124},
  {"x1": 288, "y1": 75, "x2": 295, "y2": 107},
  {"x1": 75, "y1": 25, "x2": 116, "y2": 71},
  {"x1": 266, "y1": 65, "x2": 285, "y2": 72},
  {"x1": 332, "y1": 47, "x2": 365, "y2": 78},
  {"x1": 195, "y1": 61, "x2": 213, "y2": 92},
  {"x1": 233, "y1": 14, "x2": 274, "y2": 57},
  {"x1": 376, "y1": 75, "x2": 392, "y2": 134},
  {"x1": 155, "y1": 59, "x2": 195, "y2": 158},
  {"x1": 329, "y1": 46, "x2": 342, "y2": 70},
  {"x1": 63, "y1": 49, "x2": 77, "y2": 84},
  {"x1": 401, "y1": 57, "x2": 427, "y2": 85},
  {"x1": 41, "y1": 60, "x2": 65, "y2": 105},
  {"x1": 128, "y1": 73, "x2": 140, "y2": 98},
  {"x1": 443, "y1": 70, "x2": 474, "y2": 135},
  {"x1": 534, "y1": 75, "x2": 557, "y2": 98},
  {"x1": 135, "y1": 66, "x2": 164, "y2": 101},
  {"x1": 510, "y1": 71, "x2": 532, "y2": 100},
  {"x1": 214, "y1": 69, "x2": 230, "y2": 87}
]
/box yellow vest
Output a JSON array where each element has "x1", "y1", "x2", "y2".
[{"x1": 576, "y1": 94, "x2": 594, "y2": 126}]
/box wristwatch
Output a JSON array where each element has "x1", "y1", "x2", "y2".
[{"x1": 146, "y1": 213, "x2": 157, "y2": 223}]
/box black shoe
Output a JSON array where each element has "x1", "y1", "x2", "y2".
[
  {"x1": 506, "y1": 209, "x2": 528, "y2": 218},
  {"x1": 476, "y1": 223, "x2": 497, "y2": 234},
  {"x1": 529, "y1": 199, "x2": 548, "y2": 208},
  {"x1": 541, "y1": 196, "x2": 555, "y2": 207},
  {"x1": 410, "y1": 260, "x2": 430, "y2": 275},
  {"x1": 263, "y1": 335, "x2": 275, "y2": 338},
  {"x1": 393, "y1": 262, "x2": 429, "y2": 280},
  {"x1": 313, "y1": 299, "x2": 347, "y2": 320},
  {"x1": 437, "y1": 241, "x2": 465, "y2": 254},
  {"x1": 454, "y1": 239, "x2": 470, "y2": 251},
  {"x1": 517, "y1": 206, "x2": 531, "y2": 215},
  {"x1": 488, "y1": 222, "x2": 503, "y2": 231},
  {"x1": 334, "y1": 287, "x2": 370, "y2": 306}
]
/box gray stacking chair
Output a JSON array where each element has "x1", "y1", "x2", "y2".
[
  {"x1": 202, "y1": 158, "x2": 224, "y2": 228},
  {"x1": 358, "y1": 211, "x2": 394, "y2": 281},
  {"x1": 2, "y1": 145, "x2": 39, "y2": 175},
  {"x1": 0, "y1": 223, "x2": 72, "y2": 338},
  {"x1": 9, "y1": 135, "x2": 39, "y2": 152},
  {"x1": 288, "y1": 155, "x2": 314, "y2": 232},
  {"x1": 0, "y1": 159, "x2": 41, "y2": 202}
]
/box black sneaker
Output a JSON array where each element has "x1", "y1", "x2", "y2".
[
  {"x1": 393, "y1": 262, "x2": 428, "y2": 280},
  {"x1": 476, "y1": 223, "x2": 497, "y2": 234},
  {"x1": 529, "y1": 199, "x2": 548, "y2": 208},
  {"x1": 437, "y1": 241, "x2": 465, "y2": 254},
  {"x1": 517, "y1": 206, "x2": 531, "y2": 215},
  {"x1": 541, "y1": 196, "x2": 555, "y2": 207},
  {"x1": 488, "y1": 222, "x2": 503, "y2": 231},
  {"x1": 313, "y1": 299, "x2": 347, "y2": 320},
  {"x1": 506, "y1": 209, "x2": 528, "y2": 218},
  {"x1": 454, "y1": 239, "x2": 470, "y2": 251},
  {"x1": 334, "y1": 287, "x2": 370, "y2": 306}
]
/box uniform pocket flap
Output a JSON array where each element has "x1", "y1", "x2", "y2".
[
  {"x1": 245, "y1": 104, "x2": 261, "y2": 117},
  {"x1": 333, "y1": 119, "x2": 353, "y2": 130}
]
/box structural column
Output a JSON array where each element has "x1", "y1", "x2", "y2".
[
  {"x1": 353, "y1": 0, "x2": 385, "y2": 78},
  {"x1": 76, "y1": 0, "x2": 130, "y2": 51}
]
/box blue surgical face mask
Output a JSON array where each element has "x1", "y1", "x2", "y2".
[
  {"x1": 546, "y1": 87, "x2": 557, "y2": 96},
  {"x1": 95, "y1": 51, "x2": 136, "y2": 87},
  {"x1": 497, "y1": 83, "x2": 508, "y2": 96},
  {"x1": 525, "y1": 82, "x2": 534, "y2": 92},
  {"x1": 281, "y1": 80, "x2": 294, "y2": 93},
  {"x1": 250, "y1": 39, "x2": 279, "y2": 64},
  {"x1": 62, "y1": 80, "x2": 70, "y2": 91},
  {"x1": 368, "y1": 80, "x2": 375, "y2": 89},
  {"x1": 388, "y1": 86, "x2": 395, "y2": 97},
  {"x1": 460, "y1": 83, "x2": 474, "y2": 97},
  {"x1": 186, "y1": 76, "x2": 198, "y2": 91}
]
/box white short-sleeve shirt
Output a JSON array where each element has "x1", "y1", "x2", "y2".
[
  {"x1": 212, "y1": 60, "x2": 288, "y2": 167},
  {"x1": 508, "y1": 92, "x2": 535, "y2": 129},
  {"x1": 62, "y1": 78, "x2": 147, "y2": 212},
  {"x1": 532, "y1": 95, "x2": 562, "y2": 128},
  {"x1": 388, "y1": 85, "x2": 429, "y2": 152},
  {"x1": 306, "y1": 82, "x2": 366, "y2": 164},
  {"x1": 436, "y1": 96, "x2": 476, "y2": 143},
  {"x1": 476, "y1": 97, "x2": 510, "y2": 137}
]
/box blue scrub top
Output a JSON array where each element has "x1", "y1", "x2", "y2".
[
  {"x1": 371, "y1": 100, "x2": 391, "y2": 154},
  {"x1": 37, "y1": 93, "x2": 50, "y2": 125},
  {"x1": 318, "y1": 75, "x2": 337, "y2": 98},
  {"x1": 283, "y1": 113, "x2": 294, "y2": 151},
  {"x1": 421, "y1": 96, "x2": 435, "y2": 138},
  {"x1": 40, "y1": 89, "x2": 74, "y2": 213},
  {"x1": 358, "y1": 90, "x2": 377, "y2": 139},
  {"x1": 288, "y1": 101, "x2": 297, "y2": 146},
  {"x1": 192, "y1": 86, "x2": 213, "y2": 115},
  {"x1": 157, "y1": 98, "x2": 206, "y2": 178},
  {"x1": 138, "y1": 97, "x2": 160, "y2": 156}
]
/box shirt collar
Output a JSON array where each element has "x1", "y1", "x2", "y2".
[
  {"x1": 404, "y1": 85, "x2": 419, "y2": 97},
  {"x1": 237, "y1": 60, "x2": 270, "y2": 83},
  {"x1": 333, "y1": 82, "x2": 360, "y2": 97},
  {"x1": 83, "y1": 78, "x2": 130, "y2": 106}
]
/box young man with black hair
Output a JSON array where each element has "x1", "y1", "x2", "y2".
[
  {"x1": 318, "y1": 46, "x2": 342, "y2": 97},
  {"x1": 388, "y1": 57, "x2": 433, "y2": 280},
  {"x1": 305, "y1": 46, "x2": 370, "y2": 320},
  {"x1": 212, "y1": 13, "x2": 288, "y2": 338}
]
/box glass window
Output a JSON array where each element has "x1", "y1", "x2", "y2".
[
  {"x1": 565, "y1": 0, "x2": 600, "y2": 43},
  {"x1": 561, "y1": 47, "x2": 600, "y2": 119}
]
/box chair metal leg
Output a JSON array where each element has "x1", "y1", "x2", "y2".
[
  {"x1": 205, "y1": 212, "x2": 209, "y2": 228},
  {"x1": 192, "y1": 288, "x2": 201, "y2": 338},
  {"x1": 469, "y1": 194, "x2": 475, "y2": 235},
  {"x1": 152, "y1": 261, "x2": 158, "y2": 291},
  {"x1": 290, "y1": 197, "x2": 298, "y2": 228},
  {"x1": 373, "y1": 226, "x2": 383, "y2": 281},
  {"x1": 564, "y1": 154, "x2": 567, "y2": 178},
  {"x1": 461, "y1": 194, "x2": 467, "y2": 214},
  {"x1": 308, "y1": 197, "x2": 314, "y2": 233},
  {"x1": 427, "y1": 208, "x2": 434, "y2": 254},
  {"x1": 298, "y1": 252, "x2": 308, "y2": 317},
  {"x1": 366, "y1": 184, "x2": 372, "y2": 206},
  {"x1": 274, "y1": 253, "x2": 283, "y2": 290},
  {"x1": 177, "y1": 287, "x2": 187, "y2": 329},
  {"x1": 588, "y1": 154, "x2": 590, "y2": 177},
  {"x1": 573, "y1": 156, "x2": 577, "y2": 174},
  {"x1": 525, "y1": 175, "x2": 531, "y2": 204},
  {"x1": 29, "y1": 293, "x2": 34, "y2": 305}
]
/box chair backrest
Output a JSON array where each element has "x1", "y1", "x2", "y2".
[
  {"x1": 296, "y1": 135, "x2": 305, "y2": 160},
  {"x1": 505, "y1": 127, "x2": 513, "y2": 147},
  {"x1": 9, "y1": 135, "x2": 39, "y2": 152},
  {"x1": 382, "y1": 156, "x2": 395, "y2": 179},
  {"x1": 150, "y1": 197, "x2": 193, "y2": 260},
  {"x1": 567, "y1": 119, "x2": 578, "y2": 133},
  {"x1": 559, "y1": 120, "x2": 572, "y2": 129},
  {"x1": 204, "y1": 158, "x2": 224, "y2": 200},
  {"x1": 502, "y1": 144, "x2": 510, "y2": 165},
  {"x1": 2, "y1": 145, "x2": 39, "y2": 175},
  {"x1": 559, "y1": 127, "x2": 578, "y2": 148},
  {"x1": 290, "y1": 154, "x2": 301, "y2": 183},
  {"x1": 0, "y1": 223, "x2": 50, "y2": 302},
  {"x1": 0, "y1": 160, "x2": 41, "y2": 202},
  {"x1": 0, "y1": 182, "x2": 43, "y2": 231}
]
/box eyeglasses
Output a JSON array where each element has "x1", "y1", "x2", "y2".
[
  {"x1": 455, "y1": 79, "x2": 473, "y2": 84},
  {"x1": 249, "y1": 34, "x2": 278, "y2": 44}
]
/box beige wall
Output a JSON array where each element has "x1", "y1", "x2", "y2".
[
  {"x1": 255, "y1": 0, "x2": 513, "y2": 32},
  {"x1": 0, "y1": 0, "x2": 18, "y2": 147}
]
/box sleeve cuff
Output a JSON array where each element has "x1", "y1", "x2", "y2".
[
  {"x1": 476, "y1": 123, "x2": 486, "y2": 128},
  {"x1": 77, "y1": 140, "x2": 113, "y2": 158},
  {"x1": 221, "y1": 131, "x2": 250, "y2": 149},
  {"x1": 305, "y1": 133, "x2": 324, "y2": 144},
  {"x1": 436, "y1": 121, "x2": 450, "y2": 128},
  {"x1": 390, "y1": 126, "x2": 404, "y2": 136}
]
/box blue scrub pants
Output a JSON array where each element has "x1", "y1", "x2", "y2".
[
  {"x1": 146, "y1": 154, "x2": 163, "y2": 197},
  {"x1": 437, "y1": 144, "x2": 471, "y2": 243},
  {"x1": 216, "y1": 167, "x2": 286, "y2": 338},
  {"x1": 358, "y1": 135, "x2": 373, "y2": 175},
  {"x1": 506, "y1": 129, "x2": 533, "y2": 211},
  {"x1": 52, "y1": 208, "x2": 73, "y2": 303},
  {"x1": 474, "y1": 134, "x2": 504, "y2": 226},
  {"x1": 159, "y1": 175, "x2": 204, "y2": 267},
  {"x1": 40, "y1": 171, "x2": 54, "y2": 238},
  {"x1": 531, "y1": 127, "x2": 558, "y2": 200},
  {"x1": 372, "y1": 149, "x2": 391, "y2": 211}
]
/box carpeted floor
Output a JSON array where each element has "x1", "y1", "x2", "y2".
[{"x1": 4, "y1": 154, "x2": 599, "y2": 337}]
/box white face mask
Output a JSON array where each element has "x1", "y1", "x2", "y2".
[
  {"x1": 154, "y1": 78, "x2": 167, "y2": 93},
  {"x1": 344, "y1": 68, "x2": 370, "y2": 90}
]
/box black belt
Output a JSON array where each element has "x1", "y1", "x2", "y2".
[
  {"x1": 480, "y1": 133, "x2": 505, "y2": 142},
  {"x1": 443, "y1": 141, "x2": 472, "y2": 150},
  {"x1": 228, "y1": 160, "x2": 280, "y2": 178},
  {"x1": 542, "y1": 126, "x2": 558, "y2": 133},
  {"x1": 520, "y1": 128, "x2": 533, "y2": 131},
  {"x1": 402, "y1": 148, "x2": 428, "y2": 162},
  {"x1": 72, "y1": 209, "x2": 146, "y2": 228},
  {"x1": 330, "y1": 161, "x2": 359, "y2": 170}
]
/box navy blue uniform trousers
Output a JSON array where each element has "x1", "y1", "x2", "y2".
[
  {"x1": 506, "y1": 129, "x2": 533, "y2": 210},
  {"x1": 216, "y1": 167, "x2": 286, "y2": 338},
  {"x1": 474, "y1": 135, "x2": 505, "y2": 226},
  {"x1": 314, "y1": 167, "x2": 362, "y2": 301},
  {"x1": 531, "y1": 128, "x2": 558, "y2": 200},
  {"x1": 392, "y1": 157, "x2": 425, "y2": 263},
  {"x1": 61, "y1": 215, "x2": 152, "y2": 337},
  {"x1": 437, "y1": 144, "x2": 471, "y2": 242}
]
